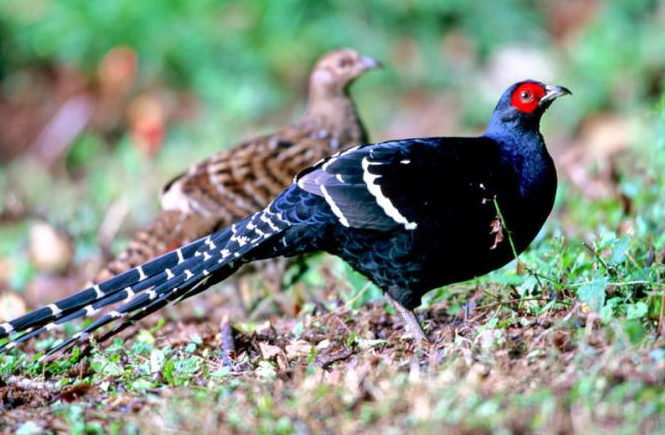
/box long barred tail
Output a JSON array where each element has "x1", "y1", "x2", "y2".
[
  {"x1": 0, "y1": 207, "x2": 290, "y2": 357},
  {"x1": 94, "y1": 211, "x2": 220, "y2": 283},
  {"x1": 0, "y1": 239, "x2": 208, "y2": 341}
]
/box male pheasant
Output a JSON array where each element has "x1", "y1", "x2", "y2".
[{"x1": 0, "y1": 80, "x2": 570, "y2": 355}]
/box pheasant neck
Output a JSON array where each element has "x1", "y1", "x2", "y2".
[{"x1": 301, "y1": 92, "x2": 366, "y2": 145}]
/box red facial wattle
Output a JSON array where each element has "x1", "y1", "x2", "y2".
[{"x1": 510, "y1": 82, "x2": 546, "y2": 113}]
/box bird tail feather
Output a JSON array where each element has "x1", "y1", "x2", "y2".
[
  {"x1": 94, "y1": 210, "x2": 219, "y2": 282},
  {"x1": 0, "y1": 207, "x2": 289, "y2": 355}
]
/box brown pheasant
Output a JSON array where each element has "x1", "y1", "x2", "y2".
[{"x1": 96, "y1": 48, "x2": 380, "y2": 282}]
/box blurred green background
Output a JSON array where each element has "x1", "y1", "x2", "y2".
[{"x1": 0, "y1": 0, "x2": 664, "y2": 302}]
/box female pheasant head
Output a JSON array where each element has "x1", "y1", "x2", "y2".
[{"x1": 309, "y1": 48, "x2": 381, "y2": 98}]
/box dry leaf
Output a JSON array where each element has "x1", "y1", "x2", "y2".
[
  {"x1": 489, "y1": 216, "x2": 505, "y2": 250},
  {"x1": 285, "y1": 339, "x2": 312, "y2": 360}
]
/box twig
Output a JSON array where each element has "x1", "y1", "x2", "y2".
[
  {"x1": 335, "y1": 316, "x2": 353, "y2": 336},
  {"x1": 474, "y1": 296, "x2": 557, "y2": 312},
  {"x1": 97, "y1": 199, "x2": 130, "y2": 254},
  {"x1": 583, "y1": 241, "x2": 609, "y2": 271},
  {"x1": 219, "y1": 316, "x2": 236, "y2": 367},
  {"x1": 345, "y1": 282, "x2": 372, "y2": 308},
  {"x1": 492, "y1": 197, "x2": 519, "y2": 259},
  {"x1": 568, "y1": 280, "x2": 653, "y2": 288},
  {"x1": 493, "y1": 197, "x2": 547, "y2": 289},
  {"x1": 29, "y1": 95, "x2": 93, "y2": 167},
  {"x1": 247, "y1": 293, "x2": 277, "y2": 321},
  {"x1": 315, "y1": 348, "x2": 353, "y2": 368},
  {"x1": 625, "y1": 252, "x2": 640, "y2": 269},
  {"x1": 4, "y1": 375, "x2": 59, "y2": 392},
  {"x1": 658, "y1": 287, "x2": 665, "y2": 337}
]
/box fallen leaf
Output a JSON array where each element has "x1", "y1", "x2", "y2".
[
  {"x1": 59, "y1": 384, "x2": 93, "y2": 403},
  {"x1": 489, "y1": 216, "x2": 505, "y2": 250},
  {"x1": 258, "y1": 342, "x2": 288, "y2": 370},
  {"x1": 285, "y1": 339, "x2": 312, "y2": 360}
]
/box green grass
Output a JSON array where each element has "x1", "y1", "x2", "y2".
[{"x1": 2, "y1": 129, "x2": 665, "y2": 433}]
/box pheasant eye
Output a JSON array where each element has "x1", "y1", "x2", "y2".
[
  {"x1": 511, "y1": 82, "x2": 545, "y2": 113},
  {"x1": 337, "y1": 58, "x2": 352, "y2": 68}
]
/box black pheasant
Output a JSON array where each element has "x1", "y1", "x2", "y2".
[
  {"x1": 0, "y1": 80, "x2": 570, "y2": 356},
  {"x1": 96, "y1": 48, "x2": 380, "y2": 282}
]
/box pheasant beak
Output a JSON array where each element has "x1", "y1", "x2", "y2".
[
  {"x1": 541, "y1": 84, "x2": 572, "y2": 104},
  {"x1": 359, "y1": 55, "x2": 382, "y2": 72}
]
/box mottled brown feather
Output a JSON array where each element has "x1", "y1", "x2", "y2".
[{"x1": 96, "y1": 49, "x2": 379, "y2": 282}]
